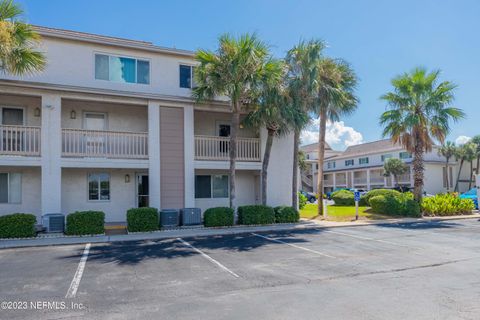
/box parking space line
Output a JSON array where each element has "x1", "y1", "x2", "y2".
[
  {"x1": 65, "y1": 243, "x2": 91, "y2": 299},
  {"x1": 176, "y1": 238, "x2": 240, "y2": 278},
  {"x1": 252, "y1": 233, "x2": 336, "y2": 258},
  {"x1": 323, "y1": 230, "x2": 415, "y2": 248}
]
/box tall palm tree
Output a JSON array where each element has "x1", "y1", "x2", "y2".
[
  {"x1": 383, "y1": 158, "x2": 407, "y2": 188},
  {"x1": 314, "y1": 58, "x2": 358, "y2": 216},
  {"x1": 380, "y1": 68, "x2": 464, "y2": 202},
  {"x1": 285, "y1": 40, "x2": 325, "y2": 209},
  {"x1": 0, "y1": 0, "x2": 45, "y2": 75},
  {"x1": 464, "y1": 142, "x2": 477, "y2": 189},
  {"x1": 454, "y1": 144, "x2": 467, "y2": 192},
  {"x1": 470, "y1": 135, "x2": 480, "y2": 177},
  {"x1": 438, "y1": 141, "x2": 456, "y2": 191},
  {"x1": 193, "y1": 33, "x2": 282, "y2": 209}
]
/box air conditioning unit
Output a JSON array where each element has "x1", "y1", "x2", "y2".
[
  {"x1": 180, "y1": 208, "x2": 202, "y2": 226},
  {"x1": 42, "y1": 213, "x2": 65, "y2": 233},
  {"x1": 160, "y1": 209, "x2": 179, "y2": 228}
]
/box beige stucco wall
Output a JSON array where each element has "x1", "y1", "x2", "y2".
[
  {"x1": 0, "y1": 94, "x2": 42, "y2": 127},
  {"x1": 194, "y1": 111, "x2": 257, "y2": 138}
]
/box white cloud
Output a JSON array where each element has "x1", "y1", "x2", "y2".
[
  {"x1": 455, "y1": 135, "x2": 471, "y2": 145},
  {"x1": 301, "y1": 118, "x2": 364, "y2": 149}
]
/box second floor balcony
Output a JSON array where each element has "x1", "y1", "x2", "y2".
[{"x1": 194, "y1": 135, "x2": 260, "y2": 162}]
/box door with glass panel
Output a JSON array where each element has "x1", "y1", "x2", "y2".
[
  {"x1": 1, "y1": 108, "x2": 24, "y2": 153},
  {"x1": 136, "y1": 174, "x2": 149, "y2": 207},
  {"x1": 217, "y1": 123, "x2": 231, "y2": 155},
  {"x1": 83, "y1": 112, "x2": 106, "y2": 156}
]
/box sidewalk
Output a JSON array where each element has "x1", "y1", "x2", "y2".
[{"x1": 1, "y1": 214, "x2": 479, "y2": 249}]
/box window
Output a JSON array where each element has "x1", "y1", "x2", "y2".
[
  {"x1": 345, "y1": 159, "x2": 354, "y2": 166},
  {"x1": 442, "y1": 167, "x2": 453, "y2": 188},
  {"x1": 381, "y1": 154, "x2": 393, "y2": 162},
  {"x1": 0, "y1": 173, "x2": 21, "y2": 204},
  {"x1": 195, "y1": 175, "x2": 229, "y2": 199},
  {"x1": 327, "y1": 161, "x2": 336, "y2": 169},
  {"x1": 179, "y1": 64, "x2": 197, "y2": 89},
  {"x1": 399, "y1": 152, "x2": 412, "y2": 159},
  {"x1": 95, "y1": 54, "x2": 150, "y2": 84},
  {"x1": 1, "y1": 107, "x2": 24, "y2": 125},
  {"x1": 88, "y1": 173, "x2": 110, "y2": 201},
  {"x1": 359, "y1": 157, "x2": 369, "y2": 165}
]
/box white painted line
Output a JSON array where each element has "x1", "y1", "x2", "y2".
[
  {"x1": 323, "y1": 230, "x2": 413, "y2": 248},
  {"x1": 176, "y1": 238, "x2": 240, "y2": 278},
  {"x1": 252, "y1": 233, "x2": 336, "y2": 258},
  {"x1": 65, "y1": 243, "x2": 91, "y2": 298}
]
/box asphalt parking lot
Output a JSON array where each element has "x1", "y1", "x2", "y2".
[{"x1": 1, "y1": 219, "x2": 480, "y2": 320}]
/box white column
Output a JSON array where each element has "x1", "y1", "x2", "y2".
[
  {"x1": 366, "y1": 169, "x2": 371, "y2": 190},
  {"x1": 332, "y1": 172, "x2": 336, "y2": 189},
  {"x1": 41, "y1": 94, "x2": 62, "y2": 214},
  {"x1": 184, "y1": 104, "x2": 195, "y2": 208},
  {"x1": 409, "y1": 165, "x2": 414, "y2": 187},
  {"x1": 148, "y1": 101, "x2": 161, "y2": 210}
]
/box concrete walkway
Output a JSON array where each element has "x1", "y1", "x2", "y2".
[{"x1": 1, "y1": 214, "x2": 479, "y2": 249}]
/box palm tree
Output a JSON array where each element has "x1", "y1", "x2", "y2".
[
  {"x1": 0, "y1": 0, "x2": 45, "y2": 75},
  {"x1": 470, "y1": 135, "x2": 480, "y2": 178},
  {"x1": 383, "y1": 158, "x2": 408, "y2": 188},
  {"x1": 464, "y1": 142, "x2": 477, "y2": 189},
  {"x1": 438, "y1": 141, "x2": 456, "y2": 191},
  {"x1": 380, "y1": 68, "x2": 464, "y2": 202},
  {"x1": 285, "y1": 40, "x2": 325, "y2": 209},
  {"x1": 313, "y1": 58, "x2": 358, "y2": 216},
  {"x1": 193, "y1": 33, "x2": 282, "y2": 209},
  {"x1": 454, "y1": 144, "x2": 467, "y2": 192}
]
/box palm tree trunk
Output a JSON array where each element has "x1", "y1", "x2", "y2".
[
  {"x1": 445, "y1": 159, "x2": 449, "y2": 192},
  {"x1": 229, "y1": 104, "x2": 240, "y2": 210},
  {"x1": 454, "y1": 160, "x2": 464, "y2": 192},
  {"x1": 469, "y1": 160, "x2": 473, "y2": 189},
  {"x1": 292, "y1": 129, "x2": 300, "y2": 209},
  {"x1": 317, "y1": 112, "x2": 327, "y2": 216},
  {"x1": 393, "y1": 174, "x2": 398, "y2": 188},
  {"x1": 261, "y1": 128, "x2": 275, "y2": 205},
  {"x1": 413, "y1": 141, "x2": 425, "y2": 202},
  {"x1": 476, "y1": 156, "x2": 479, "y2": 177}
]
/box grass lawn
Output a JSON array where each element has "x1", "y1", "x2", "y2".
[{"x1": 300, "y1": 203, "x2": 389, "y2": 221}]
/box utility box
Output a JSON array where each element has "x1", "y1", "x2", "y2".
[
  {"x1": 160, "y1": 209, "x2": 179, "y2": 228},
  {"x1": 180, "y1": 208, "x2": 202, "y2": 226},
  {"x1": 42, "y1": 213, "x2": 65, "y2": 233}
]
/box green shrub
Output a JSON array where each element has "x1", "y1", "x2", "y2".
[
  {"x1": 204, "y1": 207, "x2": 234, "y2": 227},
  {"x1": 238, "y1": 205, "x2": 275, "y2": 225},
  {"x1": 369, "y1": 194, "x2": 421, "y2": 217},
  {"x1": 127, "y1": 207, "x2": 159, "y2": 232},
  {"x1": 0, "y1": 213, "x2": 37, "y2": 238},
  {"x1": 65, "y1": 211, "x2": 105, "y2": 235},
  {"x1": 331, "y1": 189, "x2": 354, "y2": 206},
  {"x1": 362, "y1": 189, "x2": 402, "y2": 206},
  {"x1": 421, "y1": 193, "x2": 475, "y2": 216},
  {"x1": 274, "y1": 206, "x2": 300, "y2": 223},
  {"x1": 298, "y1": 192, "x2": 307, "y2": 209}
]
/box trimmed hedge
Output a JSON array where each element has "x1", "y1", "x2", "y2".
[
  {"x1": 204, "y1": 207, "x2": 234, "y2": 227},
  {"x1": 298, "y1": 192, "x2": 307, "y2": 209},
  {"x1": 274, "y1": 206, "x2": 300, "y2": 223},
  {"x1": 331, "y1": 189, "x2": 354, "y2": 206},
  {"x1": 127, "y1": 207, "x2": 159, "y2": 232},
  {"x1": 0, "y1": 213, "x2": 36, "y2": 238},
  {"x1": 369, "y1": 194, "x2": 421, "y2": 217},
  {"x1": 422, "y1": 193, "x2": 475, "y2": 216},
  {"x1": 238, "y1": 205, "x2": 275, "y2": 225},
  {"x1": 361, "y1": 189, "x2": 402, "y2": 206},
  {"x1": 65, "y1": 211, "x2": 105, "y2": 235}
]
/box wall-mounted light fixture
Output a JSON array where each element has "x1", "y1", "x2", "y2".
[
  {"x1": 34, "y1": 107, "x2": 41, "y2": 117},
  {"x1": 125, "y1": 174, "x2": 130, "y2": 183},
  {"x1": 239, "y1": 123, "x2": 244, "y2": 129},
  {"x1": 70, "y1": 110, "x2": 76, "y2": 119}
]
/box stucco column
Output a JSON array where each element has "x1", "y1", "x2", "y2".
[
  {"x1": 41, "y1": 94, "x2": 62, "y2": 214},
  {"x1": 183, "y1": 104, "x2": 195, "y2": 208},
  {"x1": 366, "y1": 169, "x2": 371, "y2": 190},
  {"x1": 333, "y1": 172, "x2": 336, "y2": 189},
  {"x1": 148, "y1": 101, "x2": 161, "y2": 210}
]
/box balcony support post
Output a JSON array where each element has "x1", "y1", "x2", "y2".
[
  {"x1": 184, "y1": 104, "x2": 195, "y2": 208},
  {"x1": 366, "y1": 169, "x2": 371, "y2": 190},
  {"x1": 148, "y1": 101, "x2": 161, "y2": 210}
]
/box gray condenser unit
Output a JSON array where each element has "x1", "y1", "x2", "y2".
[
  {"x1": 180, "y1": 208, "x2": 202, "y2": 226},
  {"x1": 160, "y1": 209, "x2": 179, "y2": 228},
  {"x1": 42, "y1": 213, "x2": 65, "y2": 233}
]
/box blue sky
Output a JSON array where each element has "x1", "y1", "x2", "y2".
[{"x1": 17, "y1": 0, "x2": 480, "y2": 149}]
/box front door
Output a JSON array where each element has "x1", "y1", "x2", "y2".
[
  {"x1": 84, "y1": 112, "x2": 107, "y2": 155},
  {"x1": 136, "y1": 174, "x2": 149, "y2": 207},
  {"x1": 1, "y1": 108, "x2": 24, "y2": 152},
  {"x1": 217, "y1": 123, "x2": 231, "y2": 154}
]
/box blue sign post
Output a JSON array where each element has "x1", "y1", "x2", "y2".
[{"x1": 354, "y1": 191, "x2": 360, "y2": 220}]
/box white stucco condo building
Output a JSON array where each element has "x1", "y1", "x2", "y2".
[{"x1": 0, "y1": 26, "x2": 295, "y2": 222}]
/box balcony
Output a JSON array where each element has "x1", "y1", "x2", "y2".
[
  {"x1": 195, "y1": 135, "x2": 260, "y2": 161},
  {"x1": 62, "y1": 128, "x2": 148, "y2": 159},
  {"x1": 0, "y1": 125, "x2": 41, "y2": 156}
]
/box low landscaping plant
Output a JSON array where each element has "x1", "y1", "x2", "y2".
[
  {"x1": 274, "y1": 206, "x2": 300, "y2": 223},
  {"x1": 204, "y1": 207, "x2": 234, "y2": 227},
  {"x1": 331, "y1": 189, "x2": 354, "y2": 206},
  {"x1": 369, "y1": 194, "x2": 420, "y2": 217},
  {"x1": 298, "y1": 192, "x2": 307, "y2": 210},
  {"x1": 65, "y1": 211, "x2": 105, "y2": 235},
  {"x1": 421, "y1": 193, "x2": 475, "y2": 216},
  {"x1": 238, "y1": 205, "x2": 275, "y2": 225},
  {"x1": 361, "y1": 188, "x2": 402, "y2": 206},
  {"x1": 0, "y1": 213, "x2": 36, "y2": 238},
  {"x1": 126, "y1": 207, "x2": 159, "y2": 232}
]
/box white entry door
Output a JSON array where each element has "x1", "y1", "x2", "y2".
[
  {"x1": 84, "y1": 113, "x2": 107, "y2": 155},
  {"x1": 1, "y1": 107, "x2": 24, "y2": 152}
]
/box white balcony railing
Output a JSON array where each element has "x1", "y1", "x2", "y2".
[
  {"x1": 0, "y1": 125, "x2": 41, "y2": 156},
  {"x1": 370, "y1": 176, "x2": 385, "y2": 184},
  {"x1": 62, "y1": 128, "x2": 148, "y2": 159},
  {"x1": 354, "y1": 177, "x2": 367, "y2": 185},
  {"x1": 195, "y1": 135, "x2": 260, "y2": 161}
]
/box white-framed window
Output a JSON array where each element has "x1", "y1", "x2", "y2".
[
  {"x1": 0, "y1": 173, "x2": 22, "y2": 204},
  {"x1": 327, "y1": 161, "x2": 336, "y2": 169},
  {"x1": 381, "y1": 154, "x2": 393, "y2": 162},
  {"x1": 95, "y1": 54, "x2": 150, "y2": 84},
  {"x1": 0, "y1": 106, "x2": 25, "y2": 125},
  {"x1": 399, "y1": 152, "x2": 412, "y2": 159},
  {"x1": 195, "y1": 174, "x2": 229, "y2": 199},
  {"x1": 345, "y1": 159, "x2": 354, "y2": 166},
  {"x1": 88, "y1": 173, "x2": 110, "y2": 201},
  {"x1": 359, "y1": 157, "x2": 369, "y2": 165},
  {"x1": 179, "y1": 64, "x2": 197, "y2": 89}
]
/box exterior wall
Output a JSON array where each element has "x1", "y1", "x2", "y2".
[
  {"x1": 0, "y1": 166, "x2": 41, "y2": 220},
  {"x1": 61, "y1": 168, "x2": 144, "y2": 222},
  {"x1": 194, "y1": 111, "x2": 257, "y2": 138},
  {"x1": 160, "y1": 106, "x2": 184, "y2": 208},
  {"x1": 424, "y1": 164, "x2": 448, "y2": 195},
  {"x1": 0, "y1": 94, "x2": 42, "y2": 127},
  {"x1": 61, "y1": 99, "x2": 148, "y2": 132}
]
